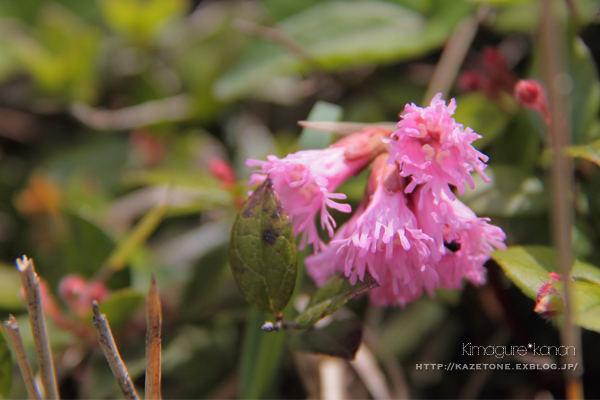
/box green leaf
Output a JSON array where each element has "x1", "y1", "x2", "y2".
[
  {"x1": 468, "y1": 0, "x2": 531, "y2": 4},
  {"x1": 489, "y1": 1, "x2": 539, "y2": 33},
  {"x1": 239, "y1": 309, "x2": 286, "y2": 399},
  {"x1": 262, "y1": 0, "x2": 325, "y2": 20},
  {"x1": 567, "y1": 281, "x2": 600, "y2": 332},
  {"x1": 291, "y1": 319, "x2": 363, "y2": 360},
  {"x1": 0, "y1": 41, "x2": 18, "y2": 86},
  {"x1": 99, "y1": 0, "x2": 188, "y2": 46},
  {"x1": 490, "y1": 246, "x2": 600, "y2": 332},
  {"x1": 215, "y1": 0, "x2": 472, "y2": 100},
  {"x1": 492, "y1": 245, "x2": 556, "y2": 300},
  {"x1": 42, "y1": 135, "x2": 128, "y2": 194},
  {"x1": 564, "y1": 139, "x2": 600, "y2": 167},
  {"x1": 180, "y1": 245, "x2": 229, "y2": 321},
  {"x1": 459, "y1": 165, "x2": 547, "y2": 217},
  {"x1": 294, "y1": 274, "x2": 379, "y2": 330},
  {"x1": 379, "y1": 299, "x2": 446, "y2": 359},
  {"x1": 547, "y1": 280, "x2": 600, "y2": 333},
  {"x1": 452, "y1": 92, "x2": 510, "y2": 150},
  {"x1": 572, "y1": 259, "x2": 600, "y2": 286},
  {"x1": 0, "y1": 330, "x2": 12, "y2": 397},
  {"x1": 484, "y1": 112, "x2": 541, "y2": 170},
  {"x1": 98, "y1": 289, "x2": 145, "y2": 332},
  {"x1": 229, "y1": 179, "x2": 297, "y2": 315},
  {"x1": 61, "y1": 212, "x2": 115, "y2": 277},
  {"x1": 298, "y1": 101, "x2": 343, "y2": 150},
  {"x1": 4, "y1": 3, "x2": 102, "y2": 101},
  {"x1": 569, "y1": 38, "x2": 600, "y2": 144}
]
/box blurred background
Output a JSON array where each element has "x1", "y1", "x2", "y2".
[{"x1": 0, "y1": 0, "x2": 599, "y2": 398}]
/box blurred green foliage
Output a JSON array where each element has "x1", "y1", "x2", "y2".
[{"x1": 0, "y1": 0, "x2": 598, "y2": 398}]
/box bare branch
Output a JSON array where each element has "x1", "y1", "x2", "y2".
[
  {"x1": 145, "y1": 275, "x2": 162, "y2": 400},
  {"x1": 422, "y1": 6, "x2": 490, "y2": 105},
  {"x1": 16, "y1": 256, "x2": 59, "y2": 399},
  {"x1": 297, "y1": 121, "x2": 396, "y2": 135},
  {"x1": 91, "y1": 301, "x2": 140, "y2": 400},
  {"x1": 540, "y1": 1, "x2": 582, "y2": 398},
  {"x1": 70, "y1": 95, "x2": 193, "y2": 131},
  {"x1": 350, "y1": 343, "x2": 393, "y2": 400},
  {"x1": 3, "y1": 315, "x2": 41, "y2": 400},
  {"x1": 319, "y1": 356, "x2": 347, "y2": 400}
]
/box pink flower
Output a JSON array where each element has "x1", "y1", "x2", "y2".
[
  {"x1": 246, "y1": 95, "x2": 507, "y2": 307},
  {"x1": 246, "y1": 128, "x2": 389, "y2": 250},
  {"x1": 411, "y1": 188, "x2": 507, "y2": 288},
  {"x1": 386, "y1": 93, "x2": 490, "y2": 204},
  {"x1": 306, "y1": 159, "x2": 506, "y2": 306},
  {"x1": 306, "y1": 156, "x2": 439, "y2": 306}
]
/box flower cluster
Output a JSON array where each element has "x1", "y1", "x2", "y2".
[{"x1": 246, "y1": 94, "x2": 506, "y2": 306}]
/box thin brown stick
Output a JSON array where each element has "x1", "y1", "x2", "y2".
[
  {"x1": 422, "y1": 6, "x2": 490, "y2": 105},
  {"x1": 297, "y1": 121, "x2": 397, "y2": 135},
  {"x1": 540, "y1": 1, "x2": 583, "y2": 399},
  {"x1": 145, "y1": 275, "x2": 162, "y2": 400},
  {"x1": 91, "y1": 301, "x2": 140, "y2": 400},
  {"x1": 70, "y1": 95, "x2": 193, "y2": 131},
  {"x1": 16, "y1": 256, "x2": 59, "y2": 399},
  {"x1": 3, "y1": 315, "x2": 41, "y2": 400},
  {"x1": 350, "y1": 343, "x2": 393, "y2": 400}
]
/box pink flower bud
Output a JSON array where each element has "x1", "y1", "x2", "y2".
[
  {"x1": 514, "y1": 79, "x2": 551, "y2": 125},
  {"x1": 209, "y1": 158, "x2": 236, "y2": 189},
  {"x1": 59, "y1": 275, "x2": 87, "y2": 302},
  {"x1": 59, "y1": 275, "x2": 110, "y2": 318},
  {"x1": 534, "y1": 272, "x2": 564, "y2": 318}
]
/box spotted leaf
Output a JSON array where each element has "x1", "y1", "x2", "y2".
[{"x1": 229, "y1": 179, "x2": 297, "y2": 315}]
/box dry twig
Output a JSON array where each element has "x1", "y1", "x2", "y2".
[
  {"x1": 350, "y1": 343, "x2": 393, "y2": 400},
  {"x1": 297, "y1": 121, "x2": 396, "y2": 135},
  {"x1": 70, "y1": 95, "x2": 193, "y2": 131},
  {"x1": 91, "y1": 301, "x2": 140, "y2": 400},
  {"x1": 421, "y1": 6, "x2": 490, "y2": 105},
  {"x1": 145, "y1": 275, "x2": 162, "y2": 400},
  {"x1": 16, "y1": 256, "x2": 59, "y2": 399},
  {"x1": 319, "y1": 356, "x2": 347, "y2": 400},
  {"x1": 3, "y1": 315, "x2": 41, "y2": 400},
  {"x1": 539, "y1": 1, "x2": 582, "y2": 398}
]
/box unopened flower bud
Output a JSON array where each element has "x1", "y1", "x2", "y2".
[
  {"x1": 59, "y1": 275, "x2": 110, "y2": 318},
  {"x1": 534, "y1": 272, "x2": 564, "y2": 318},
  {"x1": 209, "y1": 158, "x2": 236, "y2": 189},
  {"x1": 59, "y1": 275, "x2": 87, "y2": 302},
  {"x1": 514, "y1": 79, "x2": 551, "y2": 125}
]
